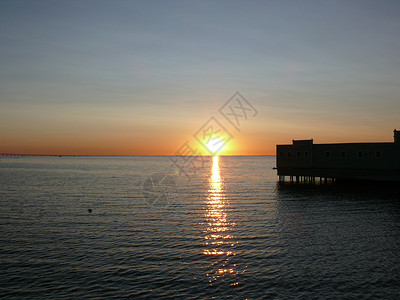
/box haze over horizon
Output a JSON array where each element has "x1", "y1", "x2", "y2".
[{"x1": 1, "y1": 0, "x2": 400, "y2": 155}]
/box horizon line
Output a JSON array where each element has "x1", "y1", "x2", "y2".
[{"x1": 0, "y1": 153, "x2": 275, "y2": 157}]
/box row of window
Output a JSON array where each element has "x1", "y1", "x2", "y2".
[
  {"x1": 283, "y1": 151, "x2": 309, "y2": 158},
  {"x1": 280, "y1": 151, "x2": 382, "y2": 159}
]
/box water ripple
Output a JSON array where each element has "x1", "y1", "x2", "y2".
[{"x1": 1, "y1": 156, "x2": 400, "y2": 298}]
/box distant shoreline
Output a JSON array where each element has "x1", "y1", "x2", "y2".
[{"x1": 0, "y1": 154, "x2": 276, "y2": 157}]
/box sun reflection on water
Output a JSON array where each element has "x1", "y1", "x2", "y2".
[{"x1": 203, "y1": 156, "x2": 238, "y2": 284}]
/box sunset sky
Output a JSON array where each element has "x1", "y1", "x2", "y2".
[{"x1": 1, "y1": 0, "x2": 400, "y2": 155}]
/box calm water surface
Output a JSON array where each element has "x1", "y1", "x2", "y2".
[{"x1": 1, "y1": 156, "x2": 400, "y2": 299}]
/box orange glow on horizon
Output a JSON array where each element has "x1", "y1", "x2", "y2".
[{"x1": 1, "y1": 122, "x2": 397, "y2": 156}]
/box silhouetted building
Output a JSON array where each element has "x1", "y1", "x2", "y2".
[{"x1": 276, "y1": 130, "x2": 400, "y2": 182}]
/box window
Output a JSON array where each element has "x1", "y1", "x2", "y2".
[
  {"x1": 357, "y1": 151, "x2": 363, "y2": 159},
  {"x1": 304, "y1": 151, "x2": 309, "y2": 158},
  {"x1": 325, "y1": 151, "x2": 330, "y2": 159},
  {"x1": 287, "y1": 152, "x2": 292, "y2": 158},
  {"x1": 341, "y1": 151, "x2": 346, "y2": 159},
  {"x1": 376, "y1": 151, "x2": 381, "y2": 159},
  {"x1": 296, "y1": 151, "x2": 301, "y2": 158}
]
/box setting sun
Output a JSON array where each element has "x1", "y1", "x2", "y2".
[{"x1": 206, "y1": 137, "x2": 225, "y2": 154}]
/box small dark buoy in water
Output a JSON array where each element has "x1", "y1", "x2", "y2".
[{"x1": 88, "y1": 209, "x2": 92, "y2": 213}]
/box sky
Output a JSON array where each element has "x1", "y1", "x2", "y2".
[{"x1": 1, "y1": 0, "x2": 400, "y2": 155}]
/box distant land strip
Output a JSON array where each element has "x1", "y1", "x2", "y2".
[
  {"x1": 0, "y1": 153, "x2": 274, "y2": 157},
  {"x1": 1, "y1": 153, "x2": 67, "y2": 157}
]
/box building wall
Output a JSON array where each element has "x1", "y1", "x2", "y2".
[
  {"x1": 277, "y1": 142, "x2": 399, "y2": 171},
  {"x1": 276, "y1": 140, "x2": 313, "y2": 168},
  {"x1": 312, "y1": 143, "x2": 395, "y2": 170}
]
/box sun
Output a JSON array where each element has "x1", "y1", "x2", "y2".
[{"x1": 206, "y1": 137, "x2": 225, "y2": 155}]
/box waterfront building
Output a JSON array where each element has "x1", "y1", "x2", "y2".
[{"x1": 276, "y1": 130, "x2": 400, "y2": 182}]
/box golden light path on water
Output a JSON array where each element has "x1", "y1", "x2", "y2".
[{"x1": 203, "y1": 156, "x2": 238, "y2": 284}]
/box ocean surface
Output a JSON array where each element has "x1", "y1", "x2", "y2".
[{"x1": 1, "y1": 156, "x2": 400, "y2": 299}]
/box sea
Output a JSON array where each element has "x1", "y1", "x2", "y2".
[{"x1": 0, "y1": 156, "x2": 400, "y2": 299}]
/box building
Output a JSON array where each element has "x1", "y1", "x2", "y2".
[{"x1": 276, "y1": 130, "x2": 400, "y2": 182}]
